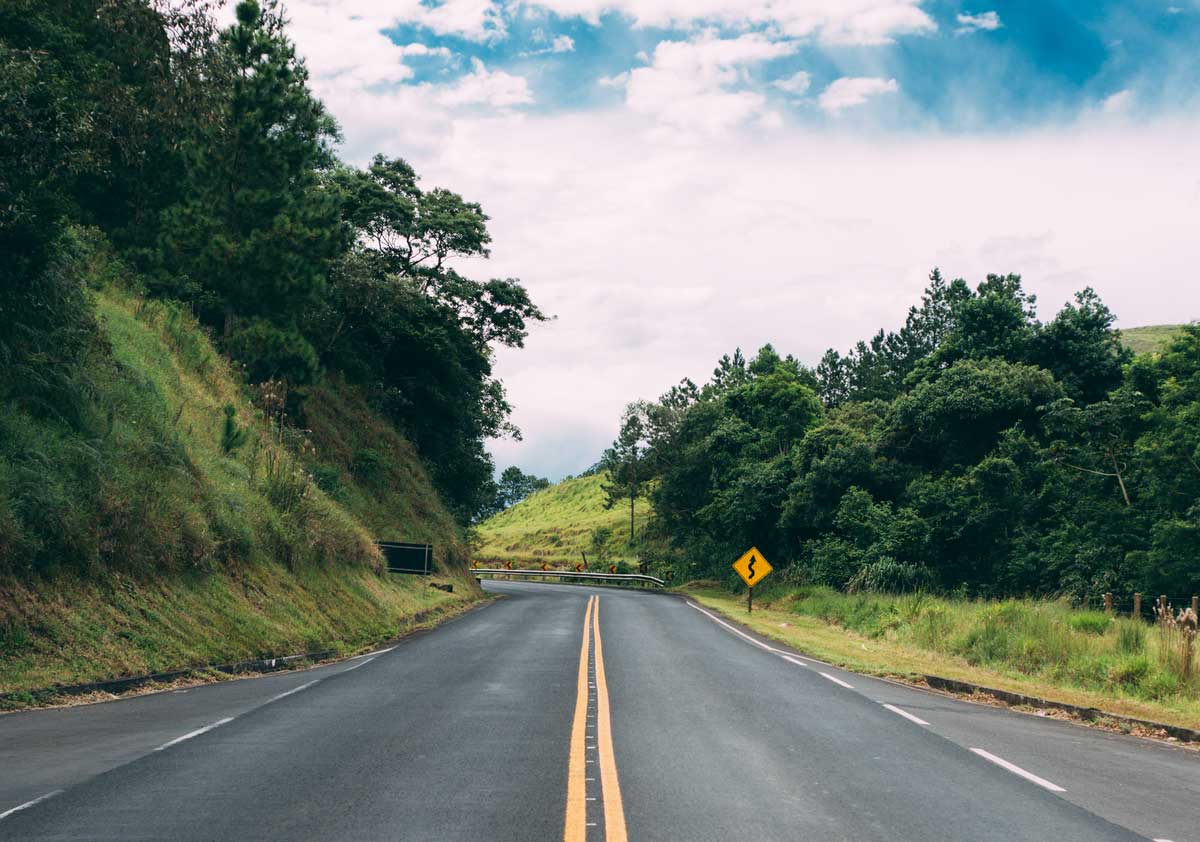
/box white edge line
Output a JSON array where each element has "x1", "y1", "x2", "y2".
[
  {"x1": 819, "y1": 671, "x2": 854, "y2": 689},
  {"x1": 267, "y1": 678, "x2": 320, "y2": 702},
  {"x1": 970, "y1": 747, "x2": 1066, "y2": 792},
  {"x1": 154, "y1": 716, "x2": 234, "y2": 752},
  {"x1": 686, "y1": 602, "x2": 783, "y2": 654},
  {"x1": 351, "y1": 646, "x2": 395, "y2": 659},
  {"x1": 342, "y1": 655, "x2": 377, "y2": 673},
  {"x1": 882, "y1": 703, "x2": 930, "y2": 726},
  {"x1": 1153, "y1": 838, "x2": 1175, "y2": 841},
  {"x1": 0, "y1": 790, "x2": 64, "y2": 821},
  {"x1": 780, "y1": 654, "x2": 808, "y2": 668}
]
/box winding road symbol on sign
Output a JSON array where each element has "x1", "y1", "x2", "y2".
[{"x1": 732, "y1": 547, "x2": 772, "y2": 588}]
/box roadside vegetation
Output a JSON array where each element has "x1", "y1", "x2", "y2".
[
  {"x1": 688, "y1": 585, "x2": 1200, "y2": 730},
  {"x1": 1, "y1": 1, "x2": 541, "y2": 694},
  {"x1": 474, "y1": 474, "x2": 650, "y2": 569}
]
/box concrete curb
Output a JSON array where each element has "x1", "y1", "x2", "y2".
[
  {"x1": 0, "y1": 650, "x2": 336, "y2": 706},
  {"x1": 918, "y1": 674, "x2": 1200, "y2": 743}
]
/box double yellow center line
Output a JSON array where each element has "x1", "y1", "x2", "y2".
[{"x1": 564, "y1": 595, "x2": 627, "y2": 842}]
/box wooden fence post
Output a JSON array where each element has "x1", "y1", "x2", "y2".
[
  {"x1": 1133, "y1": 592, "x2": 1141, "y2": 620},
  {"x1": 1159, "y1": 595, "x2": 1169, "y2": 624},
  {"x1": 1192, "y1": 595, "x2": 1198, "y2": 616},
  {"x1": 1104, "y1": 593, "x2": 1113, "y2": 614}
]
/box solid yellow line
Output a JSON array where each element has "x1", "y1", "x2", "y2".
[
  {"x1": 592, "y1": 598, "x2": 628, "y2": 842},
  {"x1": 564, "y1": 595, "x2": 595, "y2": 842}
]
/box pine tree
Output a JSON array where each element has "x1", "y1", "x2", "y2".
[{"x1": 160, "y1": 0, "x2": 348, "y2": 381}]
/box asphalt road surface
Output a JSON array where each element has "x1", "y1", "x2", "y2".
[{"x1": 2, "y1": 581, "x2": 1197, "y2": 841}]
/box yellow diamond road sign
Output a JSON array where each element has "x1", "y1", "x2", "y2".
[{"x1": 733, "y1": 547, "x2": 773, "y2": 588}]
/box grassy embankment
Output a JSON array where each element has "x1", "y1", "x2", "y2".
[
  {"x1": 473, "y1": 473, "x2": 650, "y2": 569},
  {"x1": 688, "y1": 584, "x2": 1200, "y2": 731},
  {"x1": 1120, "y1": 324, "x2": 1185, "y2": 355},
  {"x1": 0, "y1": 279, "x2": 479, "y2": 701}
]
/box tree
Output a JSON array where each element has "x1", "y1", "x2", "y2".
[
  {"x1": 601, "y1": 402, "x2": 653, "y2": 543},
  {"x1": 493, "y1": 466, "x2": 550, "y2": 512},
  {"x1": 159, "y1": 0, "x2": 347, "y2": 377}
]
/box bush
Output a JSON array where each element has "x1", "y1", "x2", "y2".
[
  {"x1": 1107, "y1": 655, "x2": 1151, "y2": 687},
  {"x1": 225, "y1": 319, "x2": 319, "y2": 385},
  {"x1": 312, "y1": 463, "x2": 343, "y2": 498},
  {"x1": 350, "y1": 447, "x2": 384, "y2": 482},
  {"x1": 1114, "y1": 619, "x2": 1146, "y2": 655},
  {"x1": 1066, "y1": 611, "x2": 1111, "y2": 635},
  {"x1": 847, "y1": 557, "x2": 933, "y2": 593}
]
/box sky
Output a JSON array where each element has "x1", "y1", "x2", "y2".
[{"x1": 262, "y1": 0, "x2": 1200, "y2": 480}]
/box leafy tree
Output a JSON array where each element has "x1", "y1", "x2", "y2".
[
  {"x1": 601, "y1": 402, "x2": 653, "y2": 543},
  {"x1": 488, "y1": 466, "x2": 550, "y2": 514}
]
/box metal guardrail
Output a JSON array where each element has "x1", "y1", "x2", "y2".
[{"x1": 472, "y1": 568, "x2": 667, "y2": 587}]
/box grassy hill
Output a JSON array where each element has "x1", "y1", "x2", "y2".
[
  {"x1": 0, "y1": 253, "x2": 478, "y2": 698},
  {"x1": 473, "y1": 473, "x2": 650, "y2": 568},
  {"x1": 1121, "y1": 324, "x2": 1186, "y2": 355}
]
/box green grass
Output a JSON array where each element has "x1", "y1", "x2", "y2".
[
  {"x1": 1120, "y1": 324, "x2": 1187, "y2": 355},
  {"x1": 688, "y1": 584, "x2": 1200, "y2": 730},
  {"x1": 0, "y1": 262, "x2": 478, "y2": 695},
  {"x1": 473, "y1": 474, "x2": 651, "y2": 568}
]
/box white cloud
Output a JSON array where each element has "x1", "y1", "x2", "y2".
[
  {"x1": 551, "y1": 34, "x2": 576, "y2": 52},
  {"x1": 396, "y1": 43, "x2": 454, "y2": 58},
  {"x1": 597, "y1": 72, "x2": 631, "y2": 88},
  {"x1": 527, "y1": 0, "x2": 936, "y2": 45},
  {"x1": 623, "y1": 32, "x2": 798, "y2": 131},
  {"x1": 818, "y1": 76, "x2": 899, "y2": 113},
  {"x1": 956, "y1": 10, "x2": 1002, "y2": 32},
  {"x1": 268, "y1": 2, "x2": 1200, "y2": 480},
  {"x1": 772, "y1": 70, "x2": 812, "y2": 96},
  {"x1": 1102, "y1": 89, "x2": 1134, "y2": 114},
  {"x1": 436, "y1": 58, "x2": 534, "y2": 107}
]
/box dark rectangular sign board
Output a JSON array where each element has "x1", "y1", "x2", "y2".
[{"x1": 378, "y1": 541, "x2": 434, "y2": 575}]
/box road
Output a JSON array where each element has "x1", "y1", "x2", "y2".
[{"x1": 1, "y1": 581, "x2": 1197, "y2": 841}]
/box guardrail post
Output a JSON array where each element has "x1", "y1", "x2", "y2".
[{"x1": 1133, "y1": 592, "x2": 1141, "y2": 619}]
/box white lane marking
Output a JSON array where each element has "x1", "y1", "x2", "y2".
[
  {"x1": 154, "y1": 717, "x2": 234, "y2": 751},
  {"x1": 347, "y1": 646, "x2": 393, "y2": 660},
  {"x1": 970, "y1": 748, "x2": 1066, "y2": 793},
  {"x1": 780, "y1": 655, "x2": 808, "y2": 668},
  {"x1": 0, "y1": 790, "x2": 63, "y2": 821},
  {"x1": 819, "y1": 672, "x2": 854, "y2": 689},
  {"x1": 342, "y1": 656, "x2": 377, "y2": 673},
  {"x1": 1153, "y1": 838, "x2": 1175, "y2": 841},
  {"x1": 686, "y1": 602, "x2": 784, "y2": 654},
  {"x1": 267, "y1": 679, "x2": 320, "y2": 703},
  {"x1": 882, "y1": 703, "x2": 929, "y2": 725}
]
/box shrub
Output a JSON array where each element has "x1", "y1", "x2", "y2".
[
  {"x1": 220, "y1": 404, "x2": 249, "y2": 455},
  {"x1": 1107, "y1": 655, "x2": 1151, "y2": 687},
  {"x1": 848, "y1": 557, "x2": 933, "y2": 593},
  {"x1": 225, "y1": 319, "x2": 319, "y2": 385},
  {"x1": 312, "y1": 463, "x2": 343, "y2": 498},
  {"x1": 350, "y1": 447, "x2": 385, "y2": 482},
  {"x1": 1114, "y1": 619, "x2": 1146, "y2": 655},
  {"x1": 1066, "y1": 611, "x2": 1111, "y2": 635}
]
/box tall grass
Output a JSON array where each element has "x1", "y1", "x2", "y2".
[{"x1": 770, "y1": 586, "x2": 1200, "y2": 704}]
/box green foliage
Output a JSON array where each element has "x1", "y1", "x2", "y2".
[
  {"x1": 618, "y1": 265, "x2": 1200, "y2": 601},
  {"x1": 220, "y1": 405, "x2": 249, "y2": 455}
]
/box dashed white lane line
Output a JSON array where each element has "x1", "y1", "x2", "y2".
[
  {"x1": 267, "y1": 679, "x2": 321, "y2": 703},
  {"x1": 969, "y1": 748, "x2": 1066, "y2": 793},
  {"x1": 342, "y1": 655, "x2": 377, "y2": 673},
  {"x1": 882, "y1": 703, "x2": 929, "y2": 726},
  {"x1": 154, "y1": 717, "x2": 234, "y2": 752},
  {"x1": 819, "y1": 672, "x2": 854, "y2": 689},
  {"x1": 0, "y1": 790, "x2": 64, "y2": 822},
  {"x1": 1153, "y1": 838, "x2": 1175, "y2": 841},
  {"x1": 686, "y1": 602, "x2": 784, "y2": 654},
  {"x1": 780, "y1": 655, "x2": 808, "y2": 668}
]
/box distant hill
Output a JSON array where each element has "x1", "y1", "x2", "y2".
[
  {"x1": 473, "y1": 473, "x2": 650, "y2": 568},
  {"x1": 1121, "y1": 324, "x2": 1186, "y2": 355}
]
